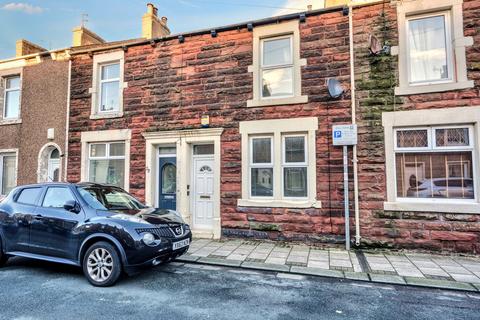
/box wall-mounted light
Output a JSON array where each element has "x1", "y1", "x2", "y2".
[
  {"x1": 210, "y1": 30, "x2": 217, "y2": 38},
  {"x1": 178, "y1": 35, "x2": 185, "y2": 43},
  {"x1": 247, "y1": 23, "x2": 253, "y2": 32},
  {"x1": 342, "y1": 7, "x2": 349, "y2": 16}
]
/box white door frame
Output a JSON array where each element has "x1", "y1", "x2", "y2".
[{"x1": 143, "y1": 128, "x2": 223, "y2": 239}]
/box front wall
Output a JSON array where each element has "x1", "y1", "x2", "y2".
[{"x1": 68, "y1": 0, "x2": 480, "y2": 252}]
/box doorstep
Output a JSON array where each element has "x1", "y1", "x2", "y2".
[{"x1": 175, "y1": 238, "x2": 480, "y2": 292}]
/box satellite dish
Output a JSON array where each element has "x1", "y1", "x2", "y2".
[{"x1": 327, "y1": 78, "x2": 344, "y2": 98}]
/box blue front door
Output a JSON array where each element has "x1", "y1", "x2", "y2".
[{"x1": 158, "y1": 157, "x2": 177, "y2": 210}]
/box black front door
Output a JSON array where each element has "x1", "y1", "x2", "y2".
[
  {"x1": 158, "y1": 157, "x2": 177, "y2": 210},
  {"x1": 29, "y1": 186, "x2": 84, "y2": 260}
]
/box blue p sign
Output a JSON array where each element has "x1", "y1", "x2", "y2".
[{"x1": 334, "y1": 131, "x2": 342, "y2": 138}]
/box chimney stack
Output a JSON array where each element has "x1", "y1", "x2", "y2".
[
  {"x1": 72, "y1": 26, "x2": 105, "y2": 47},
  {"x1": 142, "y1": 3, "x2": 170, "y2": 39},
  {"x1": 15, "y1": 39, "x2": 46, "y2": 57}
]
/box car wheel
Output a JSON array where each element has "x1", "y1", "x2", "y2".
[{"x1": 83, "y1": 241, "x2": 121, "y2": 287}]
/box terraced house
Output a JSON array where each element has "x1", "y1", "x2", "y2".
[
  {"x1": 0, "y1": 40, "x2": 70, "y2": 196},
  {"x1": 66, "y1": 0, "x2": 480, "y2": 253}
]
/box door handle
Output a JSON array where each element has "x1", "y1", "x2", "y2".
[{"x1": 32, "y1": 214, "x2": 43, "y2": 220}]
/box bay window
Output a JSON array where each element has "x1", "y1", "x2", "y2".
[
  {"x1": 239, "y1": 117, "x2": 319, "y2": 208},
  {"x1": 88, "y1": 142, "x2": 125, "y2": 188}
]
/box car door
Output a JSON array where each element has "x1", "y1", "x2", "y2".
[
  {"x1": 1, "y1": 187, "x2": 42, "y2": 253},
  {"x1": 29, "y1": 186, "x2": 84, "y2": 260}
]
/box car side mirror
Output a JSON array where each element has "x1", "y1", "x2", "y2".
[{"x1": 64, "y1": 200, "x2": 80, "y2": 213}]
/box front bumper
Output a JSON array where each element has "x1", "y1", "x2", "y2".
[{"x1": 123, "y1": 231, "x2": 192, "y2": 273}]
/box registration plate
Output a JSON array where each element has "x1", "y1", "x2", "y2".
[{"x1": 172, "y1": 238, "x2": 190, "y2": 250}]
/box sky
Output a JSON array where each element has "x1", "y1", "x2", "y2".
[{"x1": 0, "y1": 0, "x2": 324, "y2": 59}]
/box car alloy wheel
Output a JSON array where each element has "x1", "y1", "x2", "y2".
[
  {"x1": 83, "y1": 241, "x2": 121, "y2": 287},
  {"x1": 87, "y1": 248, "x2": 114, "y2": 282}
]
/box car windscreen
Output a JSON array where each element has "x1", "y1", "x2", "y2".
[
  {"x1": 77, "y1": 187, "x2": 108, "y2": 210},
  {"x1": 79, "y1": 186, "x2": 146, "y2": 211}
]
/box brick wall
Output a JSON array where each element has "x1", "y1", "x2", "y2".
[{"x1": 68, "y1": 1, "x2": 480, "y2": 253}]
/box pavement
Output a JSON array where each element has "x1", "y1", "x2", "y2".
[
  {"x1": 176, "y1": 238, "x2": 480, "y2": 292},
  {"x1": 1, "y1": 257, "x2": 480, "y2": 320}
]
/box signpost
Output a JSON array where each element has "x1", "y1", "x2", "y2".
[{"x1": 332, "y1": 124, "x2": 357, "y2": 250}]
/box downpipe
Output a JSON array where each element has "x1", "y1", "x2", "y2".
[{"x1": 348, "y1": 3, "x2": 361, "y2": 247}]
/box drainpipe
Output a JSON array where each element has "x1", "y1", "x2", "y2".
[
  {"x1": 348, "y1": 3, "x2": 361, "y2": 246},
  {"x1": 63, "y1": 58, "x2": 72, "y2": 182}
]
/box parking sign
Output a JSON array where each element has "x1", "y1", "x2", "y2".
[{"x1": 332, "y1": 124, "x2": 357, "y2": 146}]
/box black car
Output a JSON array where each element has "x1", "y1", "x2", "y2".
[{"x1": 0, "y1": 182, "x2": 191, "y2": 286}]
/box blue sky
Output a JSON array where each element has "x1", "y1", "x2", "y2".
[{"x1": 0, "y1": 0, "x2": 322, "y2": 59}]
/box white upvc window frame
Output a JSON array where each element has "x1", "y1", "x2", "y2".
[
  {"x1": 88, "y1": 142, "x2": 126, "y2": 188},
  {"x1": 383, "y1": 106, "x2": 480, "y2": 214},
  {"x1": 249, "y1": 135, "x2": 274, "y2": 199},
  {"x1": 260, "y1": 35, "x2": 294, "y2": 100},
  {"x1": 3, "y1": 75, "x2": 21, "y2": 120},
  {"x1": 393, "y1": 0, "x2": 474, "y2": 95},
  {"x1": 0, "y1": 150, "x2": 18, "y2": 196},
  {"x1": 98, "y1": 62, "x2": 121, "y2": 113},
  {"x1": 80, "y1": 129, "x2": 131, "y2": 191},
  {"x1": 282, "y1": 134, "x2": 308, "y2": 200},
  {"x1": 89, "y1": 51, "x2": 127, "y2": 119},
  {"x1": 393, "y1": 125, "x2": 476, "y2": 203},
  {"x1": 405, "y1": 11, "x2": 454, "y2": 86},
  {"x1": 247, "y1": 20, "x2": 308, "y2": 107},
  {"x1": 239, "y1": 117, "x2": 320, "y2": 208}
]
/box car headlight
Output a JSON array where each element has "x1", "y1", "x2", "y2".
[{"x1": 142, "y1": 232, "x2": 156, "y2": 246}]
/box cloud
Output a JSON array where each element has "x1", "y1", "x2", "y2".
[
  {"x1": 1, "y1": 2, "x2": 44, "y2": 14},
  {"x1": 274, "y1": 0, "x2": 324, "y2": 15}
]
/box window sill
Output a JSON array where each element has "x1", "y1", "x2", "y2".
[
  {"x1": 395, "y1": 80, "x2": 474, "y2": 96},
  {"x1": 90, "y1": 112, "x2": 123, "y2": 120},
  {"x1": 237, "y1": 198, "x2": 321, "y2": 209},
  {"x1": 384, "y1": 201, "x2": 480, "y2": 214},
  {"x1": 0, "y1": 119, "x2": 22, "y2": 126},
  {"x1": 247, "y1": 95, "x2": 308, "y2": 108}
]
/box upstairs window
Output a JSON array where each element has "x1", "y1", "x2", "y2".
[
  {"x1": 406, "y1": 12, "x2": 453, "y2": 85},
  {"x1": 261, "y1": 36, "x2": 293, "y2": 99},
  {"x1": 3, "y1": 75, "x2": 20, "y2": 119},
  {"x1": 99, "y1": 63, "x2": 120, "y2": 113},
  {"x1": 394, "y1": 126, "x2": 475, "y2": 201}
]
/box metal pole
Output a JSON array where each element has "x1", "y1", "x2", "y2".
[{"x1": 343, "y1": 145, "x2": 350, "y2": 251}]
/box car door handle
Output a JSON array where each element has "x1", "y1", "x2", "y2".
[{"x1": 32, "y1": 214, "x2": 43, "y2": 220}]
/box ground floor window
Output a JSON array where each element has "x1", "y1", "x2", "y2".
[
  {"x1": 239, "y1": 117, "x2": 320, "y2": 208},
  {"x1": 88, "y1": 142, "x2": 125, "y2": 188},
  {"x1": 394, "y1": 126, "x2": 475, "y2": 200},
  {"x1": 0, "y1": 153, "x2": 16, "y2": 195}
]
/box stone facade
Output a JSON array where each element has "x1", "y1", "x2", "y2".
[{"x1": 67, "y1": 1, "x2": 480, "y2": 253}]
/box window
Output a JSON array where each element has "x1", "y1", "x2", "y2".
[
  {"x1": 42, "y1": 187, "x2": 75, "y2": 208},
  {"x1": 193, "y1": 144, "x2": 214, "y2": 155},
  {"x1": 16, "y1": 187, "x2": 42, "y2": 205},
  {"x1": 0, "y1": 153, "x2": 16, "y2": 195},
  {"x1": 394, "y1": 0, "x2": 474, "y2": 95},
  {"x1": 3, "y1": 75, "x2": 20, "y2": 119},
  {"x1": 283, "y1": 135, "x2": 307, "y2": 198},
  {"x1": 239, "y1": 117, "x2": 319, "y2": 208},
  {"x1": 250, "y1": 136, "x2": 273, "y2": 197},
  {"x1": 90, "y1": 51, "x2": 125, "y2": 119},
  {"x1": 261, "y1": 36, "x2": 293, "y2": 99},
  {"x1": 406, "y1": 12, "x2": 452, "y2": 85},
  {"x1": 88, "y1": 142, "x2": 126, "y2": 188},
  {"x1": 248, "y1": 20, "x2": 307, "y2": 107},
  {"x1": 395, "y1": 126, "x2": 474, "y2": 201},
  {"x1": 99, "y1": 63, "x2": 120, "y2": 112}
]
